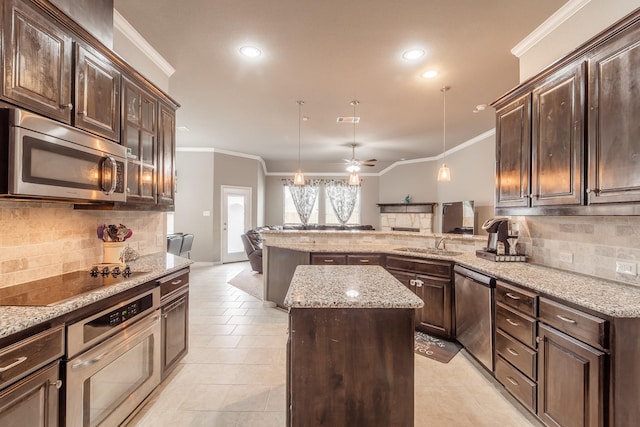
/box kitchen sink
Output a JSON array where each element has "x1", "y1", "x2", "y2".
[{"x1": 394, "y1": 247, "x2": 463, "y2": 256}]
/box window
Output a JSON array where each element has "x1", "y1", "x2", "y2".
[
  {"x1": 325, "y1": 189, "x2": 361, "y2": 225},
  {"x1": 282, "y1": 182, "x2": 361, "y2": 225},
  {"x1": 283, "y1": 186, "x2": 318, "y2": 224}
]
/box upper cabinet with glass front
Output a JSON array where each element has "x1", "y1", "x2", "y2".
[{"x1": 122, "y1": 77, "x2": 157, "y2": 204}]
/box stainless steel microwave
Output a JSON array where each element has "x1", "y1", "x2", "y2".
[{"x1": 0, "y1": 108, "x2": 126, "y2": 202}]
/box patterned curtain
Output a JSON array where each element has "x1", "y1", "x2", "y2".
[
  {"x1": 326, "y1": 180, "x2": 359, "y2": 225},
  {"x1": 287, "y1": 180, "x2": 319, "y2": 225}
]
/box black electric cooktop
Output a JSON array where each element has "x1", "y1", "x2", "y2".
[{"x1": 0, "y1": 265, "x2": 148, "y2": 306}]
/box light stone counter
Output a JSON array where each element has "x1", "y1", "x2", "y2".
[
  {"x1": 284, "y1": 265, "x2": 424, "y2": 309},
  {"x1": 266, "y1": 236, "x2": 640, "y2": 318},
  {"x1": 0, "y1": 253, "x2": 193, "y2": 339}
]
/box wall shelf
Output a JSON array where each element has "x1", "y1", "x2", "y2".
[{"x1": 377, "y1": 203, "x2": 436, "y2": 214}]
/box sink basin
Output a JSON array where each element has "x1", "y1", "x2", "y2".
[{"x1": 394, "y1": 247, "x2": 463, "y2": 256}]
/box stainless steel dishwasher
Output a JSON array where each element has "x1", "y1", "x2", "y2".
[{"x1": 454, "y1": 265, "x2": 496, "y2": 372}]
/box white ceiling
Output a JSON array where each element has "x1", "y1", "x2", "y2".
[{"x1": 114, "y1": 0, "x2": 566, "y2": 174}]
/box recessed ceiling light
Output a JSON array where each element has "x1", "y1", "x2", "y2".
[
  {"x1": 402, "y1": 49, "x2": 425, "y2": 60},
  {"x1": 421, "y1": 70, "x2": 438, "y2": 79},
  {"x1": 239, "y1": 46, "x2": 262, "y2": 58},
  {"x1": 473, "y1": 104, "x2": 488, "y2": 113}
]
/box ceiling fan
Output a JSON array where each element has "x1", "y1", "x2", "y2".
[
  {"x1": 344, "y1": 143, "x2": 377, "y2": 172},
  {"x1": 343, "y1": 100, "x2": 376, "y2": 172}
]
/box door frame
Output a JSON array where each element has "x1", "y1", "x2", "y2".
[{"x1": 221, "y1": 185, "x2": 252, "y2": 263}]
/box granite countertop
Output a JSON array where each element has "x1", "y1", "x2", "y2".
[
  {"x1": 0, "y1": 253, "x2": 193, "y2": 339},
  {"x1": 268, "y1": 242, "x2": 640, "y2": 318},
  {"x1": 285, "y1": 265, "x2": 424, "y2": 309}
]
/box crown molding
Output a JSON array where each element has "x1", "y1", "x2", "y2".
[
  {"x1": 511, "y1": 0, "x2": 592, "y2": 58},
  {"x1": 113, "y1": 9, "x2": 176, "y2": 77},
  {"x1": 177, "y1": 128, "x2": 495, "y2": 178}
]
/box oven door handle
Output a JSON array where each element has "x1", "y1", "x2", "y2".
[
  {"x1": 70, "y1": 313, "x2": 160, "y2": 370},
  {"x1": 100, "y1": 155, "x2": 118, "y2": 195}
]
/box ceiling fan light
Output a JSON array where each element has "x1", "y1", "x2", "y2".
[
  {"x1": 346, "y1": 164, "x2": 360, "y2": 173},
  {"x1": 437, "y1": 164, "x2": 451, "y2": 182},
  {"x1": 293, "y1": 170, "x2": 305, "y2": 186},
  {"x1": 348, "y1": 172, "x2": 360, "y2": 186}
]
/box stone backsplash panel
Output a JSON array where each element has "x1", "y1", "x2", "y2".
[
  {"x1": 0, "y1": 201, "x2": 165, "y2": 287},
  {"x1": 379, "y1": 213, "x2": 433, "y2": 233},
  {"x1": 515, "y1": 215, "x2": 640, "y2": 287}
]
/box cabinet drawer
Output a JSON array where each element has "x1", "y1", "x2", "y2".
[
  {"x1": 496, "y1": 281, "x2": 537, "y2": 317},
  {"x1": 495, "y1": 356, "x2": 537, "y2": 413},
  {"x1": 496, "y1": 303, "x2": 537, "y2": 348},
  {"x1": 496, "y1": 329, "x2": 537, "y2": 380},
  {"x1": 347, "y1": 254, "x2": 382, "y2": 265},
  {"x1": 538, "y1": 298, "x2": 608, "y2": 350},
  {"x1": 0, "y1": 326, "x2": 64, "y2": 389},
  {"x1": 310, "y1": 254, "x2": 347, "y2": 265},
  {"x1": 385, "y1": 256, "x2": 451, "y2": 278},
  {"x1": 158, "y1": 269, "x2": 190, "y2": 298}
]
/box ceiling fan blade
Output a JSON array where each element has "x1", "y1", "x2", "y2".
[
  {"x1": 363, "y1": 159, "x2": 377, "y2": 163},
  {"x1": 362, "y1": 163, "x2": 376, "y2": 167}
]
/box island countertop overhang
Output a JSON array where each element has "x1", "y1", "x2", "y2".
[{"x1": 284, "y1": 265, "x2": 424, "y2": 309}]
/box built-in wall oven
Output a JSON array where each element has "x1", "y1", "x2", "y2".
[{"x1": 65, "y1": 287, "x2": 161, "y2": 427}]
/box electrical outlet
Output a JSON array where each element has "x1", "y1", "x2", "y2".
[
  {"x1": 615, "y1": 261, "x2": 637, "y2": 276},
  {"x1": 559, "y1": 251, "x2": 573, "y2": 264}
]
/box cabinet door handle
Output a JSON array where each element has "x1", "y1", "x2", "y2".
[
  {"x1": 50, "y1": 380, "x2": 63, "y2": 389},
  {"x1": 358, "y1": 259, "x2": 370, "y2": 263},
  {"x1": 506, "y1": 376, "x2": 520, "y2": 386},
  {"x1": 505, "y1": 318, "x2": 519, "y2": 327},
  {"x1": 60, "y1": 103, "x2": 73, "y2": 110},
  {"x1": 78, "y1": 110, "x2": 87, "y2": 116},
  {"x1": 323, "y1": 259, "x2": 334, "y2": 263},
  {"x1": 171, "y1": 279, "x2": 183, "y2": 285},
  {"x1": 0, "y1": 356, "x2": 27, "y2": 372},
  {"x1": 556, "y1": 314, "x2": 577, "y2": 324},
  {"x1": 409, "y1": 279, "x2": 415, "y2": 287},
  {"x1": 415, "y1": 280, "x2": 423, "y2": 288},
  {"x1": 505, "y1": 292, "x2": 521, "y2": 300},
  {"x1": 507, "y1": 347, "x2": 519, "y2": 356}
]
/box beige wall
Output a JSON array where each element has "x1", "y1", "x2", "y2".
[
  {"x1": 0, "y1": 201, "x2": 164, "y2": 287},
  {"x1": 174, "y1": 151, "x2": 215, "y2": 262},
  {"x1": 378, "y1": 162, "x2": 439, "y2": 204},
  {"x1": 519, "y1": 0, "x2": 640, "y2": 81}
]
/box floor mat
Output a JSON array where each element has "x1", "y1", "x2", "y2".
[
  {"x1": 228, "y1": 267, "x2": 264, "y2": 300},
  {"x1": 414, "y1": 331, "x2": 461, "y2": 364}
]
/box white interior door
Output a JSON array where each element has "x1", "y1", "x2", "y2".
[{"x1": 221, "y1": 186, "x2": 252, "y2": 263}]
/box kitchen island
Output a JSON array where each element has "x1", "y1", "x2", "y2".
[{"x1": 284, "y1": 265, "x2": 423, "y2": 427}]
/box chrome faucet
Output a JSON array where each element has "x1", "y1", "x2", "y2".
[{"x1": 435, "y1": 237, "x2": 446, "y2": 250}]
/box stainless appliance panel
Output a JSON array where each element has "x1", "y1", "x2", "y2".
[
  {"x1": 454, "y1": 265, "x2": 495, "y2": 371},
  {"x1": 1, "y1": 107, "x2": 126, "y2": 202},
  {"x1": 66, "y1": 310, "x2": 161, "y2": 427}
]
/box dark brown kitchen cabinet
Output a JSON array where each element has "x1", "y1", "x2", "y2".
[
  {"x1": 74, "y1": 44, "x2": 121, "y2": 141},
  {"x1": 495, "y1": 94, "x2": 531, "y2": 208},
  {"x1": 385, "y1": 255, "x2": 453, "y2": 337},
  {"x1": 159, "y1": 269, "x2": 189, "y2": 379},
  {"x1": 2, "y1": 0, "x2": 73, "y2": 123},
  {"x1": 122, "y1": 77, "x2": 157, "y2": 204},
  {"x1": 0, "y1": 361, "x2": 61, "y2": 427},
  {"x1": 531, "y1": 61, "x2": 585, "y2": 206},
  {"x1": 157, "y1": 102, "x2": 176, "y2": 207},
  {"x1": 538, "y1": 323, "x2": 605, "y2": 427},
  {"x1": 587, "y1": 22, "x2": 640, "y2": 205}
]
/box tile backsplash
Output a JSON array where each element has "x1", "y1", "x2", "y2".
[
  {"x1": 0, "y1": 201, "x2": 165, "y2": 287},
  {"x1": 514, "y1": 215, "x2": 640, "y2": 286}
]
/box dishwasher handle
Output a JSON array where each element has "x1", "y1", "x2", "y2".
[{"x1": 453, "y1": 265, "x2": 496, "y2": 287}]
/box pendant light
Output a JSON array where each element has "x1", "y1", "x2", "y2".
[
  {"x1": 437, "y1": 86, "x2": 451, "y2": 182},
  {"x1": 348, "y1": 100, "x2": 360, "y2": 186},
  {"x1": 293, "y1": 100, "x2": 305, "y2": 186}
]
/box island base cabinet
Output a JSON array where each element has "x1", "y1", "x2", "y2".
[
  {"x1": 287, "y1": 307, "x2": 415, "y2": 427},
  {"x1": 537, "y1": 324, "x2": 605, "y2": 427}
]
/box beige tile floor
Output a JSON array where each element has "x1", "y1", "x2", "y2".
[{"x1": 128, "y1": 262, "x2": 542, "y2": 427}]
